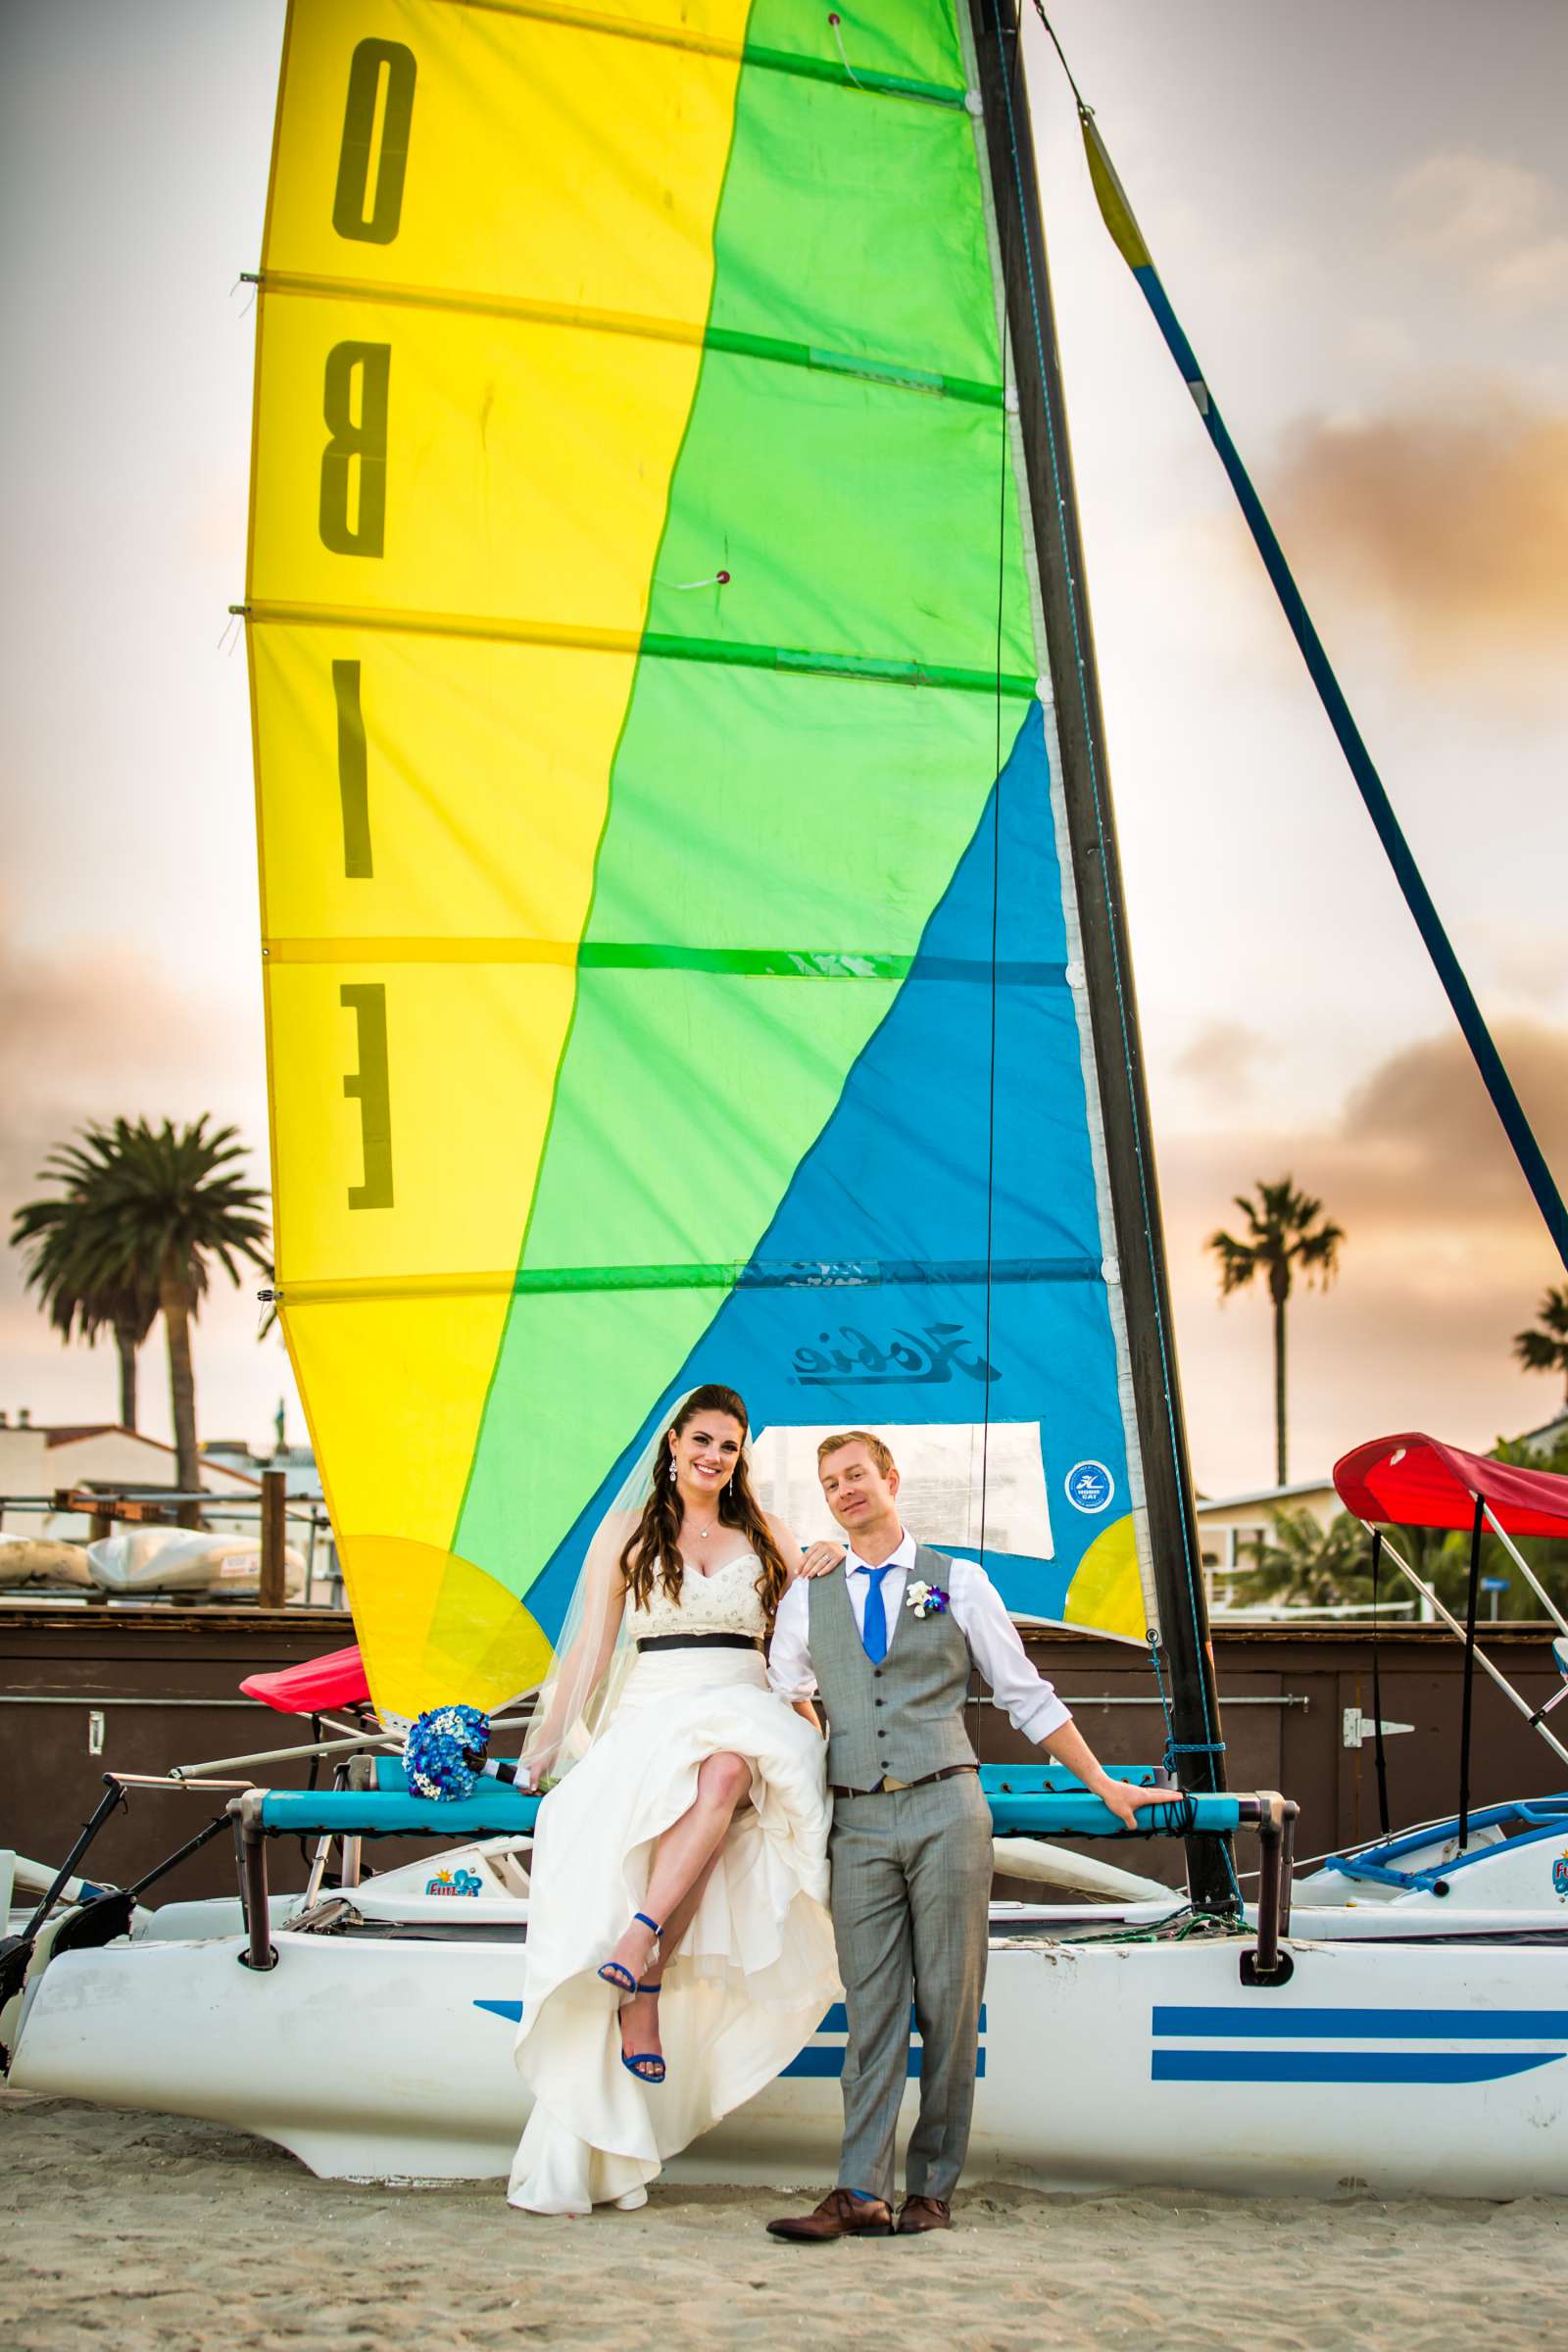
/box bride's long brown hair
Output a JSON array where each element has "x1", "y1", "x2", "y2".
[{"x1": 618, "y1": 1385, "x2": 791, "y2": 1625}]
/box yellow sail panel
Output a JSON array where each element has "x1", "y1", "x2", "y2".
[
  {"x1": 253, "y1": 628, "x2": 634, "y2": 956},
  {"x1": 248, "y1": 0, "x2": 748, "y2": 1716},
  {"x1": 250, "y1": 300, "x2": 711, "y2": 626},
  {"x1": 266, "y1": 0, "x2": 751, "y2": 321}
]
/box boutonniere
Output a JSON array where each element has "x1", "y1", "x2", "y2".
[{"x1": 906, "y1": 1580, "x2": 950, "y2": 1619}]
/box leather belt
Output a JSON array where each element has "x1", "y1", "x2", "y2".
[
  {"x1": 829, "y1": 1764, "x2": 979, "y2": 1798},
  {"x1": 635, "y1": 1633, "x2": 761, "y2": 1653}
]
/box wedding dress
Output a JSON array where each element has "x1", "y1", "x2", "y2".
[{"x1": 508, "y1": 1556, "x2": 838, "y2": 2213}]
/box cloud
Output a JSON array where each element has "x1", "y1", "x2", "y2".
[
  {"x1": 0, "y1": 922, "x2": 250, "y2": 1201},
  {"x1": 1173, "y1": 1020, "x2": 1269, "y2": 1111},
  {"x1": 1269, "y1": 396, "x2": 1568, "y2": 674},
  {"x1": 1395, "y1": 151, "x2": 1568, "y2": 312},
  {"x1": 1161, "y1": 1021, "x2": 1568, "y2": 1489}
]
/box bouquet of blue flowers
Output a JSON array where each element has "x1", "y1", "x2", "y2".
[{"x1": 405, "y1": 1702, "x2": 492, "y2": 1801}]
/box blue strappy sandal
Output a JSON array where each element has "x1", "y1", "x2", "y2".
[
  {"x1": 619, "y1": 1983, "x2": 665, "y2": 2086},
  {"x1": 598, "y1": 1911, "x2": 662, "y2": 1996}
]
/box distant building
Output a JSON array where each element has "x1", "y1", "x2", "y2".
[
  {"x1": 1195, "y1": 1477, "x2": 1342, "y2": 1579},
  {"x1": 0, "y1": 1421, "x2": 335, "y2": 1597},
  {"x1": 1512, "y1": 1406, "x2": 1568, "y2": 1460},
  {"x1": 0, "y1": 1420, "x2": 266, "y2": 1537}
]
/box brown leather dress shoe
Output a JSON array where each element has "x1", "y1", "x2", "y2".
[
  {"x1": 766, "y1": 2188, "x2": 895, "y2": 2241},
  {"x1": 896, "y1": 2195, "x2": 953, "y2": 2233}
]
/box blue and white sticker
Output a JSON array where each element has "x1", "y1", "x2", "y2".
[{"x1": 1064, "y1": 1460, "x2": 1115, "y2": 1515}]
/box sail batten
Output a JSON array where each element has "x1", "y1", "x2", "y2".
[
  {"x1": 246, "y1": 603, "x2": 1035, "y2": 693},
  {"x1": 274, "y1": 1252, "x2": 1107, "y2": 1309},
  {"x1": 433, "y1": 0, "x2": 969, "y2": 105}
]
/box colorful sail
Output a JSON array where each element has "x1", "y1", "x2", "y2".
[{"x1": 246, "y1": 0, "x2": 1157, "y2": 1724}]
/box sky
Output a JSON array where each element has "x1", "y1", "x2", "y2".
[{"x1": 1, "y1": 0, "x2": 1565, "y2": 1495}]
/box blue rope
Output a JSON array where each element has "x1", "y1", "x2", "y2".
[{"x1": 988, "y1": 4, "x2": 1219, "y2": 1751}]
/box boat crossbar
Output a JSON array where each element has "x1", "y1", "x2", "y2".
[{"x1": 226, "y1": 1783, "x2": 1300, "y2": 1987}]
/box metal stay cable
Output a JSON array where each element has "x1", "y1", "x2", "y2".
[
  {"x1": 990, "y1": 0, "x2": 1221, "y2": 1771},
  {"x1": 988, "y1": 5, "x2": 1230, "y2": 1878}
]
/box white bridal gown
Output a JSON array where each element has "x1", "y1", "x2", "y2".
[{"x1": 508, "y1": 1558, "x2": 839, "y2": 2214}]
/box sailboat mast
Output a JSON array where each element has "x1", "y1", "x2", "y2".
[{"x1": 964, "y1": 0, "x2": 1233, "y2": 1909}]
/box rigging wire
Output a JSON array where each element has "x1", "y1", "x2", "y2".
[
  {"x1": 993, "y1": 2, "x2": 1216, "y2": 1730},
  {"x1": 987, "y1": 0, "x2": 1237, "y2": 1903},
  {"x1": 966, "y1": 15, "x2": 1015, "y2": 1761},
  {"x1": 1026, "y1": 2, "x2": 1092, "y2": 116},
  {"x1": 979, "y1": 65, "x2": 1011, "y2": 1586}
]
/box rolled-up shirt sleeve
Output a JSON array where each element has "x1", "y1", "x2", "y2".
[
  {"x1": 951, "y1": 1560, "x2": 1072, "y2": 1743},
  {"x1": 766, "y1": 1578, "x2": 819, "y2": 1701}
]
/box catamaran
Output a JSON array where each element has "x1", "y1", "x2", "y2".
[{"x1": 8, "y1": 0, "x2": 1568, "y2": 2196}]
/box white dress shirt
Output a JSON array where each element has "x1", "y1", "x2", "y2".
[{"x1": 768, "y1": 1527, "x2": 1071, "y2": 1745}]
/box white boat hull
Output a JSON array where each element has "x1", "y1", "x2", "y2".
[{"x1": 14, "y1": 1921, "x2": 1568, "y2": 2197}]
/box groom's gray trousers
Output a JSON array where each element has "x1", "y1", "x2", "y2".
[{"x1": 828, "y1": 1772, "x2": 992, "y2": 2204}]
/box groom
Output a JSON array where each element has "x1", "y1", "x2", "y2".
[{"x1": 764, "y1": 1429, "x2": 1170, "y2": 2239}]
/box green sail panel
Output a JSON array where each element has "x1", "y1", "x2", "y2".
[{"x1": 454, "y1": 6, "x2": 1046, "y2": 1586}]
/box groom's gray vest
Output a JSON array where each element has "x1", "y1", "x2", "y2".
[{"x1": 806, "y1": 1545, "x2": 976, "y2": 1789}]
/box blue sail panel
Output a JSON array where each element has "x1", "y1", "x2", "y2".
[{"x1": 526, "y1": 707, "x2": 1151, "y2": 1645}]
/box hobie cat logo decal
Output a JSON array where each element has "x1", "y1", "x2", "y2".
[
  {"x1": 792, "y1": 1324, "x2": 999, "y2": 1388},
  {"x1": 474, "y1": 2001, "x2": 987, "y2": 2079},
  {"x1": 1152, "y1": 2006, "x2": 1568, "y2": 2084},
  {"x1": 1064, "y1": 1461, "x2": 1114, "y2": 1513}
]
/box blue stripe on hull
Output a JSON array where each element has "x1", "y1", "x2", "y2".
[
  {"x1": 784, "y1": 2045, "x2": 987, "y2": 2082},
  {"x1": 1152, "y1": 2006, "x2": 1568, "y2": 2040},
  {"x1": 476, "y1": 1998, "x2": 987, "y2": 2082},
  {"x1": 1153, "y1": 2049, "x2": 1560, "y2": 2085}
]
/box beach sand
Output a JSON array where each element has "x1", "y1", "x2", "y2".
[{"x1": 3, "y1": 2085, "x2": 1565, "y2": 2350}]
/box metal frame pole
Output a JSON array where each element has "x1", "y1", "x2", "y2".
[
  {"x1": 963, "y1": 0, "x2": 1232, "y2": 1910},
  {"x1": 230, "y1": 1793, "x2": 278, "y2": 1972}
]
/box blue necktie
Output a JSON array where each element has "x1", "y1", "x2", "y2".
[{"x1": 854, "y1": 1566, "x2": 892, "y2": 1665}]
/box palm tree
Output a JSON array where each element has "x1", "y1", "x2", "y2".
[
  {"x1": 1513, "y1": 1285, "x2": 1568, "y2": 1403},
  {"x1": 14, "y1": 1117, "x2": 270, "y2": 1513},
  {"x1": 12, "y1": 1129, "x2": 160, "y2": 1428},
  {"x1": 1230, "y1": 1507, "x2": 1375, "y2": 1613},
  {"x1": 1207, "y1": 1177, "x2": 1345, "y2": 1487}
]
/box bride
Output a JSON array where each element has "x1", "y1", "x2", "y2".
[{"x1": 507, "y1": 1383, "x2": 844, "y2": 2215}]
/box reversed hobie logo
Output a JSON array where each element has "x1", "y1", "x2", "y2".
[
  {"x1": 792, "y1": 1323, "x2": 1000, "y2": 1388},
  {"x1": 1151, "y1": 2005, "x2": 1568, "y2": 2085}
]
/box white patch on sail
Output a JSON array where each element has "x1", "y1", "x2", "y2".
[{"x1": 751, "y1": 1420, "x2": 1053, "y2": 1561}]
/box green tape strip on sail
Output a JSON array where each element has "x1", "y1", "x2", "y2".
[{"x1": 455, "y1": 0, "x2": 1035, "y2": 1586}]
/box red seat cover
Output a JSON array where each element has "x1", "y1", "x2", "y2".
[
  {"x1": 1334, "y1": 1431, "x2": 1568, "y2": 1538},
  {"x1": 240, "y1": 1642, "x2": 370, "y2": 1714}
]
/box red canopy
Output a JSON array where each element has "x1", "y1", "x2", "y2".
[
  {"x1": 240, "y1": 1642, "x2": 370, "y2": 1715},
  {"x1": 1334, "y1": 1433, "x2": 1568, "y2": 1538}
]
